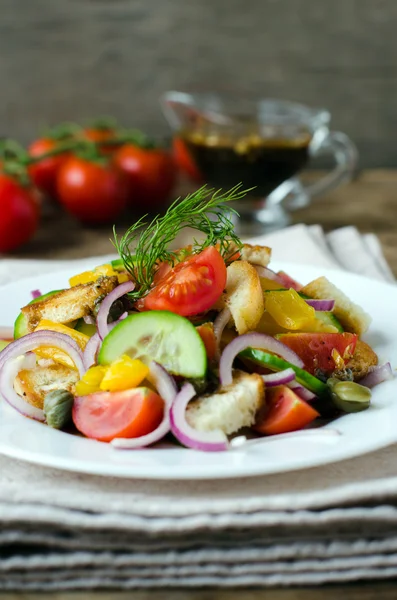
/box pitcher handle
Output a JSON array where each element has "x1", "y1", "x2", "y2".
[
  {"x1": 267, "y1": 131, "x2": 358, "y2": 211},
  {"x1": 304, "y1": 130, "x2": 358, "y2": 199}
]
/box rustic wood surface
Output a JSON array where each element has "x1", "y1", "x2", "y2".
[
  {"x1": 4, "y1": 170, "x2": 397, "y2": 598},
  {"x1": 1, "y1": 0, "x2": 397, "y2": 167},
  {"x1": 10, "y1": 169, "x2": 397, "y2": 276},
  {"x1": 2, "y1": 582, "x2": 397, "y2": 600}
]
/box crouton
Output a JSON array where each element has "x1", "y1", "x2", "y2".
[
  {"x1": 240, "y1": 243, "x2": 272, "y2": 268},
  {"x1": 14, "y1": 365, "x2": 79, "y2": 409},
  {"x1": 227, "y1": 242, "x2": 272, "y2": 268},
  {"x1": 217, "y1": 260, "x2": 264, "y2": 334},
  {"x1": 346, "y1": 339, "x2": 378, "y2": 381},
  {"x1": 21, "y1": 276, "x2": 118, "y2": 333},
  {"x1": 186, "y1": 370, "x2": 265, "y2": 435},
  {"x1": 301, "y1": 276, "x2": 371, "y2": 336}
]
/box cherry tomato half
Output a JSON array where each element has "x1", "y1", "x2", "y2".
[
  {"x1": 137, "y1": 246, "x2": 227, "y2": 317},
  {"x1": 254, "y1": 386, "x2": 319, "y2": 436},
  {"x1": 72, "y1": 387, "x2": 165, "y2": 442},
  {"x1": 28, "y1": 137, "x2": 69, "y2": 198},
  {"x1": 57, "y1": 156, "x2": 129, "y2": 224},
  {"x1": 113, "y1": 144, "x2": 176, "y2": 210},
  {"x1": 0, "y1": 174, "x2": 39, "y2": 253}
]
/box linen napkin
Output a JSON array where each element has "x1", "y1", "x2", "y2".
[{"x1": 1, "y1": 224, "x2": 397, "y2": 591}]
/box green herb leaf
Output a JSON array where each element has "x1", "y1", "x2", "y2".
[{"x1": 113, "y1": 184, "x2": 250, "y2": 301}]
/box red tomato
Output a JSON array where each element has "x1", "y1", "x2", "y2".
[
  {"x1": 82, "y1": 128, "x2": 118, "y2": 155},
  {"x1": 28, "y1": 138, "x2": 69, "y2": 198},
  {"x1": 137, "y1": 246, "x2": 227, "y2": 317},
  {"x1": 172, "y1": 137, "x2": 202, "y2": 182},
  {"x1": 57, "y1": 156, "x2": 129, "y2": 224},
  {"x1": 113, "y1": 145, "x2": 176, "y2": 210},
  {"x1": 196, "y1": 322, "x2": 217, "y2": 362},
  {"x1": 0, "y1": 174, "x2": 39, "y2": 252},
  {"x1": 254, "y1": 386, "x2": 319, "y2": 435},
  {"x1": 73, "y1": 387, "x2": 164, "y2": 442},
  {"x1": 277, "y1": 332, "x2": 358, "y2": 375}
]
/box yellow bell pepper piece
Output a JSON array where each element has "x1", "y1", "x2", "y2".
[
  {"x1": 69, "y1": 264, "x2": 130, "y2": 287},
  {"x1": 265, "y1": 289, "x2": 316, "y2": 330},
  {"x1": 99, "y1": 355, "x2": 149, "y2": 392},
  {"x1": 75, "y1": 366, "x2": 108, "y2": 396},
  {"x1": 256, "y1": 310, "x2": 338, "y2": 335},
  {"x1": 34, "y1": 320, "x2": 90, "y2": 368},
  {"x1": 259, "y1": 278, "x2": 286, "y2": 292}
]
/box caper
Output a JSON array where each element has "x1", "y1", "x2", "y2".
[
  {"x1": 327, "y1": 378, "x2": 371, "y2": 413},
  {"x1": 44, "y1": 389, "x2": 74, "y2": 429}
]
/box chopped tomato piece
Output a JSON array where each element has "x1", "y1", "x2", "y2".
[
  {"x1": 196, "y1": 322, "x2": 217, "y2": 362},
  {"x1": 276, "y1": 271, "x2": 302, "y2": 291},
  {"x1": 73, "y1": 387, "x2": 164, "y2": 442},
  {"x1": 254, "y1": 386, "x2": 319, "y2": 435},
  {"x1": 277, "y1": 332, "x2": 357, "y2": 375},
  {"x1": 137, "y1": 246, "x2": 227, "y2": 317}
]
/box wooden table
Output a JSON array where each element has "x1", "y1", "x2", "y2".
[{"x1": 4, "y1": 170, "x2": 397, "y2": 599}]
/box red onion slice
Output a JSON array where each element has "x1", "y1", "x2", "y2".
[
  {"x1": 213, "y1": 307, "x2": 231, "y2": 359},
  {"x1": 219, "y1": 333, "x2": 304, "y2": 387},
  {"x1": 30, "y1": 289, "x2": 42, "y2": 300},
  {"x1": 288, "y1": 381, "x2": 316, "y2": 401},
  {"x1": 0, "y1": 331, "x2": 85, "y2": 377},
  {"x1": 170, "y1": 383, "x2": 229, "y2": 452},
  {"x1": 360, "y1": 362, "x2": 394, "y2": 388},
  {"x1": 148, "y1": 361, "x2": 177, "y2": 407},
  {"x1": 0, "y1": 355, "x2": 45, "y2": 421},
  {"x1": 253, "y1": 266, "x2": 285, "y2": 286},
  {"x1": 111, "y1": 410, "x2": 171, "y2": 450},
  {"x1": 262, "y1": 368, "x2": 295, "y2": 387},
  {"x1": 0, "y1": 326, "x2": 14, "y2": 340},
  {"x1": 82, "y1": 333, "x2": 101, "y2": 370},
  {"x1": 97, "y1": 281, "x2": 135, "y2": 340},
  {"x1": 305, "y1": 298, "x2": 335, "y2": 311}
]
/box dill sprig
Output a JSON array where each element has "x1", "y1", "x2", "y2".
[{"x1": 113, "y1": 184, "x2": 250, "y2": 301}]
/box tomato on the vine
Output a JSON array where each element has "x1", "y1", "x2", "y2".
[
  {"x1": 172, "y1": 137, "x2": 202, "y2": 182},
  {"x1": 56, "y1": 156, "x2": 129, "y2": 224},
  {"x1": 82, "y1": 127, "x2": 119, "y2": 155},
  {"x1": 137, "y1": 246, "x2": 227, "y2": 317},
  {"x1": 113, "y1": 145, "x2": 176, "y2": 210},
  {"x1": 28, "y1": 138, "x2": 68, "y2": 198},
  {"x1": 0, "y1": 174, "x2": 39, "y2": 252}
]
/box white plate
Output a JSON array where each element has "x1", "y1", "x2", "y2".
[{"x1": 0, "y1": 260, "x2": 396, "y2": 480}]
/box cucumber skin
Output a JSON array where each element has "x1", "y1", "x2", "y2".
[
  {"x1": 98, "y1": 310, "x2": 207, "y2": 378},
  {"x1": 14, "y1": 290, "x2": 63, "y2": 339},
  {"x1": 240, "y1": 348, "x2": 328, "y2": 396},
  {"x1": 315, "y1": 311, "x2": 344, "y2": 332}
]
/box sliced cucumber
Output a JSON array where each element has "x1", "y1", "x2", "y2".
[
  {"x1": 98, "y1": 310, "x2": 207, "y2": 378},
  {"x1": 240, "y1": 348, "x2": 328, "y2": 396},
  {"x1": 74, "y1": 319, "x2": 97, "y2": 338},
  {"x1": 14, "y1": 290, "x2": 63, "y2": 339},
  {"x1": 315, "y1": 311, "x2": 344, "y2": 332}
]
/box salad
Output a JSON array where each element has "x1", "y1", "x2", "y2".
[{"x1": 0, "y1": 185, "x2": 394, "y2": 452}]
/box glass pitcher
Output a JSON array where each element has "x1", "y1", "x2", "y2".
[{"x1": 161, "y1": 91, "x2": 358, "y2": 234}]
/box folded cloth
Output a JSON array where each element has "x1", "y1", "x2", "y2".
[{"x1": 0, "y1": 224, "x2": 396, "y2": 591}]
